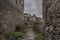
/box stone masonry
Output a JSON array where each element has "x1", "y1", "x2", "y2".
[
  {"x1": 0, "y1": 0, "x2": 24, "y2": 40},
  {"x1": 43, "y1": 0, "x2": 60, "y2": 40}
]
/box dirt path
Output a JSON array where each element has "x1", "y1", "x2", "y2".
[{"x1": 22, "y1": 27, "x2": 36, "y2": 40}]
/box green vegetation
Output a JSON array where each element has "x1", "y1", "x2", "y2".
[
  {"x1": 36, "y1": 33, "x2": 43, "y2": 40},
  {"x1": 6, "y1": 32, "x2": 24, "y2": 37},
  {"x1": 33, "y1": 25, "x2": 43, "y2": 40},
  {"x1": 6, "y1": 24, "x2": 28, "y2": 38}
]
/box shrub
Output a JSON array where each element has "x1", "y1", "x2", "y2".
[
  {"x1": 36, "y1": 33, "x2": 43, "y2": 40},
  {"x1": 6, "y1": 32, "x2": 25, "y2": 37}
]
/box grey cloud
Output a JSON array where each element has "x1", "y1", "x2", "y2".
[{"x1": 24, "y1": 0, "x2": 42, "y2": 18}]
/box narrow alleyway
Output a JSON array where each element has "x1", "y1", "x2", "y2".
[{"x1": 22, "y1": 27, "x2": 36, "y2": 40}]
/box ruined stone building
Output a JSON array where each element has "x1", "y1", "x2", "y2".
[
  {"x1": 43, "y1": 0, "x2": 60, "y2": 40},
  {"x1": 24, "y1": 13, "x2": 43, "y2": 34},
  {"x1": 0, "y1": 0, "x2": 24, "y2": 39}
]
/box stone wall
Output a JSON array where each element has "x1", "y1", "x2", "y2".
[
  {"x1": 43, "y1": 0, "x2": 60, "y2": 40},
  {"x1": 0, "y1": 0, "x2": 24, "y2": 40}
]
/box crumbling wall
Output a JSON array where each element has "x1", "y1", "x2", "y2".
[
  {"x1": 0, "y1": 0, "x2": 24, "y2": 40},
  {"x1": 43, "y1": 0, "x2": 60, "y2": 40},
  {"x1": 0, "y1": 0, "x2": 24, "y2": 32}
]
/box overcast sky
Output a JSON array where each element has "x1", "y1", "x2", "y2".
[{"x1": 24, "y1": 0, "x2": 42, "y2": 18}]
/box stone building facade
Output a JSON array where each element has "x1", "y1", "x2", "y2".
[
  {"x1": 43, "y1": 0, "x2": 60, "y2": 40},
  {"x1": 0, "y1": 0, "x2": 24, "y2": 40}
]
